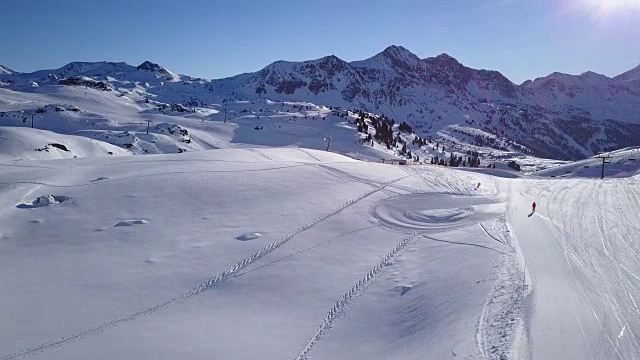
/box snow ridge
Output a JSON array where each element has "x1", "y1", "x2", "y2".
[
  {"x1": 0, "y1": 65, "x2": 15, "y2": 75},
  {"x1": 476, "y1": 218, "x2": 527, "y2": 360}
]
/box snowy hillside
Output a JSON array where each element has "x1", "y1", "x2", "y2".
[
  {"x1": 2, "y1": 147, "x2": 640, "y2": 359},
  {"x1": 0, "y1": 65, "x2": 14, "y2": 75},
  {"x1": 534, "y1": 146, "x2": 640, "y2": 178},
  {"x1": 0, "y1": 82, "x2": 548, "y2": 174},
  {"x1": 2, "y1": 46, "x2": 640, "y2": 162},
  {"x1": 0, "y1": 86, "x2": 405, "y2": 162},
  {"x1": 614, "y1": 64, "x2": 640, "y2": 82},
  {"x1": 0, "y1": 126, "x2": 130, "y2": 161}
]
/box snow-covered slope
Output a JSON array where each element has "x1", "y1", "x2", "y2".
[
  {"x1": 0, "y1": 126, "x2": 131, "y2": 161},
  {"x1": 533, "y1": 146, "x2": 640, "y2": 178},
  {"x1": 2, "y1": 147, "x2": 640, "y2": 359},
  {"x1": 0, "y1": 87, "x2": 402, "y2": 162},
  {"x1": 614, "y1": 64, "x2": 640, "y2": 82},
  {"x1": 136, "y1": 61, "x2": 180, "y2": 81},
  {"x1": 507, "y1": 173, "x2": 640, "y2": 359},
  {"x1": 0, "y1": 65, "x2": 15, "y2": 75},
  {"x1": 0, "y1": 148, "x2": 523, "y2": 360}
]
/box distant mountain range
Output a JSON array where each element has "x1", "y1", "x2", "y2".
[{"x1": 2, "y1": 45, "x2": 640, "y2": 160}]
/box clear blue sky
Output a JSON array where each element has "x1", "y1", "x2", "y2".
[{"x1": 1, "y1": 0, "x2": 638, "y2": 84}]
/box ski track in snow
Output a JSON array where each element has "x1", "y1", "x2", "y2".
[
  {"x1": 479, "y1": 222, "x2": 513, "y2": 251},
  {"x1": 0, "y1": 176, "x2": 407, "y2": 360},
  {"x1": 295, "y1": 232, "x2": 422, "y2": 360},
  {"x1": 297, "y1": 148, "x2": 323, "y2": 162},
  {"x1": 407, "y1": 166, "x2": 496, "y2": 197},
  {"x1": 186, "y1": 175, "x2": 406, "y2": 296},
  {"x1": 235, "y1": 225, "x2": 377, "y2": 278},
  {"x1": 312, "y1": 164, "x2": 422, "y2": 194},
  {"x1": 545, "y1": 186, "x2": 626, "y2": 359},
  {"x1": 245, "y1": 148, "x2": 273, "y2": 161},
  {"x1": 421, "y1": 234, "x2": 508, "y2": 255},
  {"x1": 475, "y1": 217, "x2": 527, "y2": 360},
  {"x1": 294, "y1": 170, "x2": 523, "y2": 360},
  {"x1": 312, "y1": 163, "x2": 387, "y2": 189},
  {"x1": 516, "y1": 177, "x2": 640, "y2": 359},
  {"x1": 0, "y1": 164, "x2": 311, "y2": 189}
]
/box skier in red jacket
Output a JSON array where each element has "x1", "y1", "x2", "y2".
[{"x1": 532, "y1": 202, "x2": 536, "y2": 213}]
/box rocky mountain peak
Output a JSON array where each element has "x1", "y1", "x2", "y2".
[{"x1": 137, "y1": 61, "x2": 167, "y2": 73}]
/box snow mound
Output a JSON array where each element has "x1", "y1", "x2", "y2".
[
  {"x1": 0, "y1": 127, "x2": 131, "y2": 161},
  {"x1": 114, "y1": 220, "x2": 148, "y2": 227},
  {"x1": 235, "y1": 232, "x2": 263, "y2": 241},
  {"x1": 17, "y1": 195, "x2": 72, "y2": 208}
]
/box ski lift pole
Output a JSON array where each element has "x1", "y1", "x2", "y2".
[
  {"x1": 146, "y1": 119, "x2": 152, "y2": 135},
  {"x1": 598, "y1": 153, "x2": 612, "y2": 179},
  {"x1": 324, "y1": 136, "x2": 331, "y2": 151}
]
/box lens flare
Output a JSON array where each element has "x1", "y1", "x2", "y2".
[{"x1": 578, "y1": 0, "x2": 640, "y2": 17}]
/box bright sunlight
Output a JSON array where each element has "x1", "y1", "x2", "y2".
[{"x1": 578, "y1": 0, "x2": 640, "y2": 17}]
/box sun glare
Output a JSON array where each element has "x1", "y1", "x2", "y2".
[{"x1": 578, "y1": 0, "x2": 640, "y2": 17}]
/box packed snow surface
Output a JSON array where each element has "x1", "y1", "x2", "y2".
[{"x1": 1, "y1": 147, "x2": 640, "y2": 359}]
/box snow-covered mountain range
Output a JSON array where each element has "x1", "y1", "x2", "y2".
[
  {"x1": 4, "y1": 47, "x2": 640, "y2": 360},
  {"x1": 2, "y1": 45, "x2": 639, "y2": 160}
]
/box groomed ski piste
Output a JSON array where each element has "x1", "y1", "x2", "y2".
[{"x1": 2, "y1": 140, "x2": 640, "y2": 359}]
